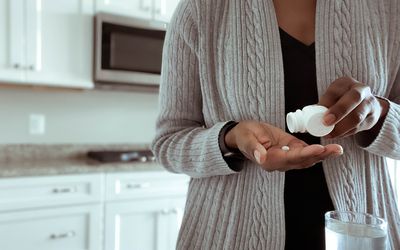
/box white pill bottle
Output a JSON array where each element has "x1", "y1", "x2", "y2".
[{"x1": 286, "y1": 105, "x2": 335, "y2": 137}]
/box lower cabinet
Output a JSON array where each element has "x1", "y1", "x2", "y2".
[
  {"x1": 105, "y1": 197, "x2": 185, "y2": 250},
  {"x1": 0, "y1": 170, "x2": 189, "y2": 250},
  {"x1": 0, "y1": 205, "x2": 102, "y2": 250}
]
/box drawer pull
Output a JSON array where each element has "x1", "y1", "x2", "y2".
[
  {"x1": 49, "y1": 231, "x2": 76, "y2": 240},
  {"x1": 52, "y1": 187, "x2": 77, "y2": 194},
  {"x1": 126, "y1": 182, "x2": 151, "y2": 189},
  {"x1": 160, "y1": 208, "x2": 169, "y2": 215},
  {"x1": 160, "y1": 208, "x2": 179, "y2": 215}
]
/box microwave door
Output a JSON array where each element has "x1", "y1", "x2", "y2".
[
  {"x1": 110, "y1": 32, "x2": 163, "y2": 74},
  {"x1": 95, "y1": 14, "x2": 166, "y2": 86}
]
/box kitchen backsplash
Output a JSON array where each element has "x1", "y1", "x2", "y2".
[{"x1": 0, "y1": 87, "x2": 159, "y2": 144}]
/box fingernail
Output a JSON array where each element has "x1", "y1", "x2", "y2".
[
  {"x1": 336, "y1": 147, "x2": 344, "y2": 155},
  {"x1": 254, "y1": 150, "x2": 261, "y2": 164},
  {"x1": 324, "y1": 114, "x2": 337, "y2": 126}
]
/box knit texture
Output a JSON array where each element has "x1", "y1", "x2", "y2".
[{"x1": 151, "y1": 0, "x2": 400, "y2": 249}]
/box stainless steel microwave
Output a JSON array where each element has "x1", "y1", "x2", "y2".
[{"x1": 94, "y1": 13, "x2": 167, "y2": 86}]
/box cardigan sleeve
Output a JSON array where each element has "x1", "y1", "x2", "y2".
[
  {"x1": 150, "y1": 0, "x2": 238, "y2": 178},
  {"x1": 355, "y1": 70, "x2": 400, "y2": 160}
]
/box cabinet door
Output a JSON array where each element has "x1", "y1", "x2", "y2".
[
  {"x1": 0, "y1": 0, "x2": 26, "y2": 83},
  {"x1": 24, "y1": 0, "x2": 94, "y2": 88},
  {"x1": 0, "y1": 205, "x2": 102, "y2": 250},
  {"x1": 153, "y1": 0, "x2": 180, "y2": 23},
  {"x1": 165, "y1": 197, "x2": 186, "y2": 250},
  {"x1": 96, "y1": 0, "x2": 152, "y2": 20},
  {"x1": 105, "y1": 197, "x2": 186, "y2": 250}
]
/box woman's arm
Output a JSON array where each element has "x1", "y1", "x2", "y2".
[
  {"x1": 318, "y1": 74, "x2": 400, "y2": 160},
  {"x1": 151, "y1": 0, "x2": 238, "y2": 178},
  {"x1": 355, "y1": 71, "x2": 400, "y2": 159}
]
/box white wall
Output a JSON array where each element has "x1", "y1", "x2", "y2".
[{"x1": 0, "y1": 87, "x2": 159, "y2": 144}]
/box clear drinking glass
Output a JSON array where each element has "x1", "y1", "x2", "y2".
[{"x1": 325, "y1": 211, "x2": 387, "y2": 250}]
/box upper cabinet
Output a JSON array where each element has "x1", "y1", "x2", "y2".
[
  {"x1": 96, "y1": 0, "x2": 181, "y2": 23},
  {"x1": 0, "y1": 0, "x2": 25, "y2": 83},
  {"x1": 96, "y1": 0, "x2": 152, "y2": 20},
  {"x1": 153, "y1": 0, "x2": 181, "y2": 23},
  {"x1": 0, "y1": 0, "x2": 94, "y2": 89},
  {"x1": 0, "y1": 0, "x2": 181, "y2": 89}
]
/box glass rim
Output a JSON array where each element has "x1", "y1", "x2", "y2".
[{"x1": 325, "y1": 210, "x2": 387, "y2": 228}]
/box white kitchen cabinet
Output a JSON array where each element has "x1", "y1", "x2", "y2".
[
  {"x1": 0, "y1": 0, "x2": 26, "y2": 83},
  {"x1": 153, "y1": 0, "x2": 181, "y2": 23},
  {"x1": 105, "y1": 171, "x2": 189, "y2": 201},
  {"x1": 96, "y1": 0, "x2": 152, "y2": 20},
  {"x1": 0, "y1": 173, "x2": 103, "y2": 212},
  {"x1": 0, "y1": 0, "x2": 94, "y2": 88},
  {"x1": 96, "y1": 0, "x2": 180, "y2": 23},
  {"x1": 105, "y1": 197, "x2": 185, "y2": 250},
  {"x1": 0, "y1": 170, "x2": 189, "y2": 250},
  {"x1": 0, "y1": 205, "x2": 102, "y2": 250},
  {"x1": 104, "y1": 171, "x2": 188, "y2": 250},
  {"x1": 0, "y1": 174, "x2": 103, "y2": 250}
]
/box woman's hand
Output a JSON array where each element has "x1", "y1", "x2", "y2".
[
  {"x1": 318, "y1": 77, "x2": 389, "y2": 139},
  {"x1": 224, "y1": 121, "x2": 343, "y2": 171}
]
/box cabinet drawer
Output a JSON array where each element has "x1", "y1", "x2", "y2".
[
  {"x1": 0, "y1": 174, "x2": 103, "y2": 211},
  {"x1": 106, "y1": 171, "x2": 189, "y2": 200},
  {"x1": 0, "y1": 205, "x2": 101, "y2": 250}
]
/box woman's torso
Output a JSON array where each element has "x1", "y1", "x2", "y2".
[{"x1": 175, "y1": 0, "x2": 400, "y2": 249}]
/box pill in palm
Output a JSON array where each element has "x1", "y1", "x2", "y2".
[{"x1": 281, "y1": 146, "x2": 290, "y2": 151}]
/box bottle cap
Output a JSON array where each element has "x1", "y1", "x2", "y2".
[{"x1": 306, "y1": 112, "x2": 334, "y2": 137}]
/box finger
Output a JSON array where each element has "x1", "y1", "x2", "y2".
[
  {"x1": 239, "y1": 132, "x2": 268, "y2": 164},
  {"x1": 318, "y1": 77, "x2": 353, "y2": 108},
  {"x1": 336, "y1": 128, "x2": 358, "y2": 139},
  {"x1": 285, "y1": 144, "x2": 326, "y2": 165},
  {"x1": 323, "y1": 85, "x2": 370, "y2": 126},
  {"x1": 324, "y1": 144, "x2": 344, "y2": 155},
  {"x1": 327, "y1": 103, "x2": 369, "y2": 138},
  {"x1": 336, "y1": 113, "x2": 378, "y2": 138},
  {"x1": 295, "y1": 144, "x2": 343, "y2": 169}
]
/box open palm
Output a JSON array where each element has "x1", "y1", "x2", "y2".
[{"x1": 226, "y1": 121, "x2": 343, "y2": 171}]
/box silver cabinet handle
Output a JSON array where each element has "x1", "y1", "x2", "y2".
[
  {"x1": 160, "y1": 208, "x2": 179, "y2": 215},
  {"x1": 49, "y1": 231, "x2": 75, "y2": 240},
  {"x1": 160, "y1": 208, "x2": 169, "y2": 215},
  {"x1": 52, "y1": 187, "x2": 77, "y2": 194},
  {"x1": 28, "y1": 65, "x2": 35, "y2": 71},
  {"x1": 13, "y1": 63, "x2": 20, "y2": 69},
  {"x1": 126, "y1": 182, "x2": 151, "y2": 189}
]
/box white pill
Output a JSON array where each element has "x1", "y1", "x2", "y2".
[{"x1": 281, "y1": 146, "x2": 290, "y2": 151}]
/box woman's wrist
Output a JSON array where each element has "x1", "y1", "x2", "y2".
[
  {"x1": 219, "y1": 121, "x2": 244, "y2": 159},
  {"x1": 356, "y1": 97, "x2": 389, "y2": 146},
  {"x1": 377, "y1": 97, "x2": 389, "y2": 120},
  {"x1": 224, "y1": 123, "x2": 238, "y2": 149}
]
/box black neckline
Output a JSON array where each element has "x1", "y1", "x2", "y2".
[{"x1": 279, "y1": 27, "x2": 315, "y2": 48}]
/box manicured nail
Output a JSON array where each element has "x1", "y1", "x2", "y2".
[
  {"x1": 336, "y1": 146, "x2": 344, "y2": 155},
  {"x1": 254, "y1": 150, "x2": 261, "y2": 164},
  {"x1": 324, "y1": 113, "x2": 337, "y2": 126}
]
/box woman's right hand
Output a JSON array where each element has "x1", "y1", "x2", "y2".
[{"x1": 225, "y1": 121, "x2": 343, "y2": 171}]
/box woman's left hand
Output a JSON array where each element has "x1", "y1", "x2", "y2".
[{"x1": 318, "y1": 76, "x2": 389, "y2": 139}]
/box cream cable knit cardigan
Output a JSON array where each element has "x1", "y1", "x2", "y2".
[{"x1": 151, "y1": 0, "x2": 400, "y2": 249}]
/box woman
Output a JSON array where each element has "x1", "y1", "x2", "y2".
[{"x1": 151, "y1": 0, "x2": 400, "y2": 249}]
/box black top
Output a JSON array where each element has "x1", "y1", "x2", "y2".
[{"x1": 279, "y1": 28, "x2": 335, "y2": 250}]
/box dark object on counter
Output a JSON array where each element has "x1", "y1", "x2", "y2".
[{"x1": 87, "y1": 150, "x2": 155, "y2": 163}]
